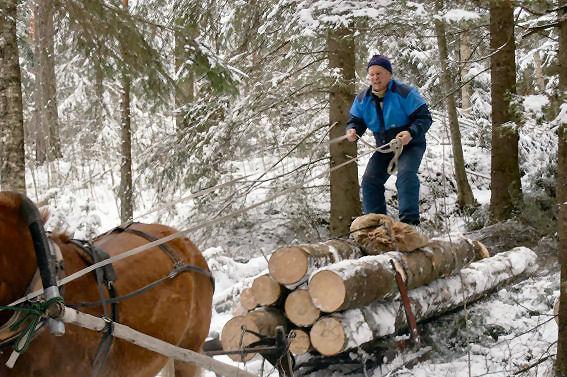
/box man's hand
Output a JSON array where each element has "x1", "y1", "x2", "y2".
[
  {"x1": 346, "y1": 128, "x2": 358, "y2": 142},
  {"x1": 396, "y1": 131, "x2": 412, "y2": 146}
]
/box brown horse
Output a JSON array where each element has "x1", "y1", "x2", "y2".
[{"x1": 0, "y1": 192, "x2": 214, "y2": 377}]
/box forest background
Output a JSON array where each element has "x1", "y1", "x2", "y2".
[{"x1": 0, "y1": 0, "x2": 566, "y2": 375}]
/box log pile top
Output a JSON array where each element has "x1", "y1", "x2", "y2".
[{"x1": 219, "y1": 214, "x2": 537, "y2": 360}]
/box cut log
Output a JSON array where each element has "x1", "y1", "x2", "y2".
[
  {"x1": 251, "y1": 274, "x2": 287, "y2": 306},
  {"x1": 220, "y1": 308, "x2": 287, "y2": 361},
  {"x1": 268, "y1": 239, "x2": 364, "y2": 286},
  {"x1": 289, "y1": 329, "x2": 312, "y2": 355},
  {"x1": 309, "y1": 237, "x2": 489, "y2": 313},
  {"x1": 284, "y1": 289, "x2": 320, "y2": 327},
  {"x1": 309, "y1": 247, "x2": 537, "y2": 356},
  {"x1": 239, "y1": 287, "x2": 258, "y2": 311}
]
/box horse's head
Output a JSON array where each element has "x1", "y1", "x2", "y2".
[{"x1": 0, "y1": 192, "x2": 38, "y2": 320}]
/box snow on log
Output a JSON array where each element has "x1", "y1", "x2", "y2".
[
  {"x1": 284, "y1": 288, "x2": 320, "y2": 327},
  {"x1": 268, "y1": 239, "x2": 364, "y2": 286},
  {"x1": 289, "y1": 329, "x2": 312, "y2": 355},
  {"x1": 309, "y1": 247, "x2": 537, "y2": 356},
  {"x1": 220, "y1": 308, "x2": 287, "y2": 361},
  {"x1": 251, "y1": 274, "x2": 287, "y2": 306},
  {"x1": 309, "y1": 237, "x2": 489, "y2": 312}
]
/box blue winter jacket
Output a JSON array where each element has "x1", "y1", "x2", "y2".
[{"x1": 347, "y1": 79, "x2": 432, "y2": 147}]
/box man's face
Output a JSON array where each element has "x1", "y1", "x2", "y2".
[{"x1": 368, "y1": 65, "x2": 392, "y2": 93}]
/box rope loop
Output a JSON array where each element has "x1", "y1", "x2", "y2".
[
  {"x1": 359, "y1": 137, "x2": 404, "y2": 174},
  {"x1": 0, "y1": 296, "x2": 65, "y2": 353}
]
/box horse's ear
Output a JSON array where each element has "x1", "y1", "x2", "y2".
[{"x1": 38, "y1": 206, "x2": 51, "y2": 224}]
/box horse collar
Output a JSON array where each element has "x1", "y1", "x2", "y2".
[{"x1": 0, "y1": 237, "x2": 65, "y2": 351}]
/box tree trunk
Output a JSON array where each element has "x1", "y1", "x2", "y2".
[
  {"x1": 33, "y1": 0, "x2": 62, "y2": 161},
  {"x1": 94, "y1": 45, "x2": 104, "y2": 134},
  {"x1": 434, "y1": 0, "x2": 476, "y2": 209},
  {"x1": 488, "y1": 0, "x2": 522, "y2": 221},
  {"x1": 309, "y1": 247, "x2": 537, "y2": 356},
  {"x1": 268, "y1": 239, "x2": 364, "y2": 286},
  {"x1": 174, "y1": 27, "x2": 195, "y2": 131},
  {"x1": 284, "y1": 288, "x2": 320, "y2": 327},
  {"x1": 327, "y1": 25, "x2": 361, "y2": 237},
  {"x1": 460, "y1": 30, "x2": 471, "y2": 114},
  {"x1": 308, "y1": 238, "x2": 488, "y2": 313},
  {"x1": 0, "y1": 0, "x2": 26, "y2": 193},
  {"x1": 532, "y1": 51, "x2": 546, "y2": 93},
  {"x1": 119, "y1": 0, "x2": 133, "y2": 223},
  {"x1": 555, "y1": 0, "x2": 567, "y2": 374},
  {"x1": 220, "y1": 308, "x2": 286, "y2": 361}
]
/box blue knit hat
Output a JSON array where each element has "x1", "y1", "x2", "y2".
[{"x1": 367, "y1": 55, "x2": 392, "y2": 73}]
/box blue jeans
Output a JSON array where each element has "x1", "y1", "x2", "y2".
[{"x1": 361, "y1": 144, "x2": 425, "y2": 224}]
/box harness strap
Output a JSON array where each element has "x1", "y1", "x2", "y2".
[
  {"x1": 68, "y1": 239, "x2": 118, "y2": 377},
  {"x1": 69, "y1": 263, "x2": 214, "y2": 308},
  {"x1": 97, "y1": 223, "x2": 215, "y2": 290},
  {"x1": 99, "y1": 223, "x2": 183, "y2": 266}
]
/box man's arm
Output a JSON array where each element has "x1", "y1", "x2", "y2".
[
  {"x1": 407, "y1": 104, "x2": 432, "y2": 140},
  {"x1": 345, "y1": 99, "x2": 367, "y2": 142}
]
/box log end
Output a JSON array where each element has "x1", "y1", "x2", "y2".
[
  {"x1": 268, "y1": 246, "x2": 309, "y2": 285},
  {"x1": 310, "y1": 317, "x2": 346, "y2": 356},
  {"x1": 251, "y1": 275, "x2": 281, "y2": 306},
  {"x1": 308, "y1": 270, "x2": 346, "y2": 313},
  {"x1": 289, "y1": 329, "x2": 311, "y2": 355},
  {"x1": 220, "y1": 315, "x2": 259, "y2": 362},
  {"x1": 240, "y1": 287, "x2": 257, "y2": 311},
  {"x1": 284, "y1": 289, "x2": 320, "y2": 327}
]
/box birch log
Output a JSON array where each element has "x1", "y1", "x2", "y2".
[
  {"x1": 289, "y1": 329, "x2": 312, "y2": 355},
  {"x1": 220, "y1": 308, "x2": 287, "y2": 361},
  {"x1": 251, "y1": 274, "x2": 287, "y2": 306},
  {"x1": 239, "y1": 287, "x2": 258, "y2": 311},
  {"x1": 284, "y1": 288, "x2": 320, "y2": 327},
  {"x1": 268, "y1": 239, "x2": 364, "y2": 286},
  {"x1": 309, "y1": 247, "x2": 537, "y2": 356},
  {"x1": 309, "y1": 237, "x2": 489, "y2": 312}
]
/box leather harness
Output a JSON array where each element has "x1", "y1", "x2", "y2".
[{"x1": 0, "y1": 222, "x2": 215, "y2": 376}]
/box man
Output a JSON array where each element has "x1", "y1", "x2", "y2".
[{"x1": 346, "y1": 54, "x2": 432, "y2": 225}]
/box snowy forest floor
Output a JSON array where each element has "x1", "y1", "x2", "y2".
[{"x1": 36, "y1": 110, "x2": 561, "y2": 377}]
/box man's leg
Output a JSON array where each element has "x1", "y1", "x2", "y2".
[
  {"x1": 361, "y1": 151, "x2": 391, "y2": 214},
  {"x1": 396, "y1": 145, "x2": 426, "y2": 224}
]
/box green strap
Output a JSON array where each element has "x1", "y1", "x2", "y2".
[{"x1": 0, "y1": 296, "x2": 64, "y2": 353}]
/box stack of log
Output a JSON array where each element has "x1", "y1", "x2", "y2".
[{"x1": 220, "y1": 214, "x2": 538, "y2": 360}]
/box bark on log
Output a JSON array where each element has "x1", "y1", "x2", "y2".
[
  {"x1": 309, "y1": 237, "x2": 489, "y2": 312},
  {"x1": 289, "y1": 329, "x2": 312, "y2": 355},
  {"x1": 220, "y1": 308, "x2": 287, "y2": 361},
  {"x1": 251, "y1": 274, "x2": 287, "y2": 306},
  {"x1": 309, "y1": 247, "x2": 537, "y2": 356},
  {"x1": 239, "y1": 287, "x2": 258, "y2": 311},
  {"x1": 284, "y1": 289, "x2": 320, "y2": 327},
  {"x1": 268, "y1": 239, "x2": 364, "y2": 286}
]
